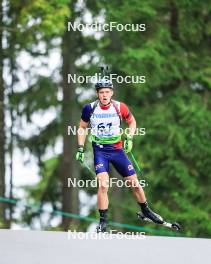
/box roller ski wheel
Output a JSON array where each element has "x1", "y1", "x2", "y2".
[{"x1": 171, "y1": 222, "x2": 181, "y2": 231}]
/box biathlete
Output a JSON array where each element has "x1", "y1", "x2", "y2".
[{"x1": 76, "y1": 77, "x2": 163, "y2": 232}]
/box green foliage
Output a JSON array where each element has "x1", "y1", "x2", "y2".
[
  {"x1": 20, "y1": 156, "x2": 62, "y2": 228},
  {"x1": 11, "y1": 0, "x2": 70, "y2": 43},
  {"x1": 26, "y1": 156, "x2": 61, "y2": 203},
  {"x1": 10, "y1": 76, "x2": 59, "y2": 118}
]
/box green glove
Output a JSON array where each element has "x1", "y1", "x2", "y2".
[
  {"x1": 76, "y1": 145, "x2": 85, "y2": 163},
  {"x1": 124, "y1": 134, "x2": 133, "y2": 153}
]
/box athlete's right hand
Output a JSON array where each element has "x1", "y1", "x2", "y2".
[{"x1": 76, "y1": 146, "x2": 84, "y2": 163}]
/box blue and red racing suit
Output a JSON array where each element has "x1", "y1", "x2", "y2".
[{"x1": 81, "y1": 100, "x2": 136, "y2": 177}]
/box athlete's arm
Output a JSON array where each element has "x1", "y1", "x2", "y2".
[
  {"x1": 127, "y1": 115, "x2": 136, "y2": 137},
  {"x1": 120, "y1": 102, "x2": 136, "y2": 137},
  {"x1": 77, "y1": 119, "x2": 88, "y2": 147},
  {"x1": 77, "y1": 103, "x2": 92, "y2": 146}
]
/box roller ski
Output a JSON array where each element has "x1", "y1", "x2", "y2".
[
  {"x1": 96, "y1": 220, "x2": 107, "y2": 233},
  {"x1": 137, "y1": 202, "x2": 181, "y2": 231}
]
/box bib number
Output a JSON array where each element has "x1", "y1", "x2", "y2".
[{"x1": 97, "y1": 122, "x2": 113, "y2": 136}]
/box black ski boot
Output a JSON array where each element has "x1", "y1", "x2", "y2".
[
  {"x1": 96, "y1": 220, "x2": 107, "y2": 233},
  {"x1": 138, "y1": 202, "x2": 164, "y2": 224},
  {"x1": 96, "y1": 209, "x2": 108, "y2": 233}
]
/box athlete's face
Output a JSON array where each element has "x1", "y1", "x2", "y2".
[{"x1": 97, "y1": 88, "x2": 113, "y2": 105}]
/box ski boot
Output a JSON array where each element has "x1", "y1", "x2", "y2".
[
  {"x1": 96, "y1": 220, "x2": 107, "y2": 233},
  {"x1": 137, "y1": 202, "x2": 164, "y2": 224}
]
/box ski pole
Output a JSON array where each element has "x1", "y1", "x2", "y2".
[
  {"x1": 83, "y1": 161, "x2": 96, "y2": 177},
  {"x1": 130, "y1": 151, "x2": 143, "y2": 178}
]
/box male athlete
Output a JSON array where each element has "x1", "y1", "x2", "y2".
[{"x1": 76, "y1": 77, "x2": 163, "y2": 232}]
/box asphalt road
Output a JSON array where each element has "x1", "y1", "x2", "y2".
[{"x1": 0, "y1": 229, "x2": 210, "y2": 264}]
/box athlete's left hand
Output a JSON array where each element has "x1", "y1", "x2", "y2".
[{"x1": 124, "y1": 134, "x2": 133, "y2": 153}]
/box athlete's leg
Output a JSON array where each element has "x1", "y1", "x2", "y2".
[
  {"x1": 97, "y1": 172, "x2": 109, "y2": 210},
  {"x1": 124, "y1": 174, "x2": 163, "y2": 223},
  {"x1": 93, "y1": 148, "x2": 110, "y2": 231},
  {"x1": 109, "y1": 149, "x2": 145, "y2": 202},
  {"x1": 124, "y1": 174, "x2": 146, "y2": 203},
  {"x1": 96, "y1": 172, "x2": 109, "y2": 232},
  {"x1": 110, "y1": 150, "x2": 163, "y2": 224},
  {"x1": 93, "y1": 145, "x2": 110, "y2": 210}
]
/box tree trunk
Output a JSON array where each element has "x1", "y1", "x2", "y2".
[
  {"x1": 61, "y1": 3, "x2": 79, "y2": 231},
  {"x1": 169, "y1": 1, "x2": 179, "y2": 41},
  {"x1": 0, "y1": 0, "x2": 6, "y2": 225},
  {"x1": 8, "y1": 54, "x2": 15, "y2": 227}
]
